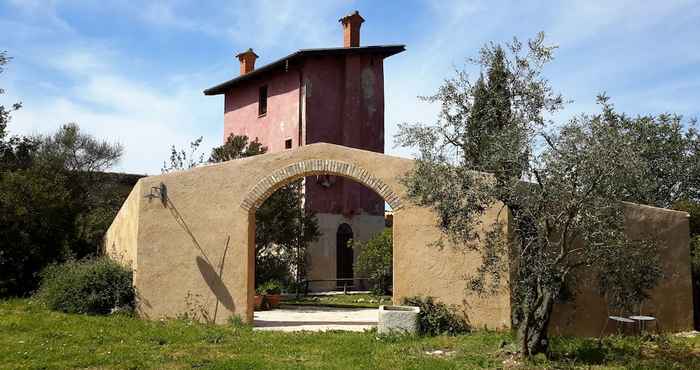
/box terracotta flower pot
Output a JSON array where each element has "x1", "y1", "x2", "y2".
[
  {"x1": 254, "y1": 294, "x2": 263, "y2": 309},
  {"x1": 266, "y1": 294, "x2": 281, "y2": 308}
]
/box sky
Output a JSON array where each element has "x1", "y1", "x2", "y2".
[{"x1": 1, "y1": 0, "x2": 699, "y2": 175}]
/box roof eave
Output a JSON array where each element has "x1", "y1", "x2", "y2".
[{"x1": 203, "y1": 45, "x2": 405, "y2": 96}]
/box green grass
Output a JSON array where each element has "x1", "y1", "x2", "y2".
[
  {"x1": 283, "y1": 293, "x2": 391, "y2": 308},
  {"x1": 1, "y1": 298, "x2": 699, "y2": 369}
]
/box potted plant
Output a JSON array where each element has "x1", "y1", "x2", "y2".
[
  {"x1": 259, "y1": 280, "x2": 282, "y2": 308},
  {"x1": 254, "y1": 286, "x2": 266, "y2": 310}
]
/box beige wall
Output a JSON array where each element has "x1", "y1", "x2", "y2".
[
  {"x1": 393, "y1": 201, "x2": 513, "y2": 330},
  {"x1": 105, "y1": 180, "x2": 142, "y2": 271},
  {"x1": 104, "y1": 142, "x2": 692, "y2": 335},
  {"x1": 306, "y1": 213, "x2": 386, "y2": 292},
  {"x1": 104, "y1": 143, "x2": 511, "y2": 326},
  {"x1": 550, "y1": 203, "x2": 693, "y2": 336}
]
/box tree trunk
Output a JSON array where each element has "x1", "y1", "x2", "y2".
[{"x1": 516, "y1": 289, "x2": 555, "y2": 357}]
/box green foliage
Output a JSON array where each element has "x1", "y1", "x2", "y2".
[
  {"x1": 162, "y1": 133, "x2": 267, "y2": 173},
  {"x1": 396, "y1": 33, "x2": 694, "y2": 357},
  {"x1": 1, "y1": 50, "x2": 32, "y2": 174},
  {"x1": 397, "y1": 33, "x2": 563, "y2": 355},
  {"x1": 35, "y1": 257, "x2": 134, "y2": 315},
  {"x1": 2, "y1": 54, "x2": 128, "y2": 297},
  {"x1": 227, "y1": 314, "x2": 251, "y2": 330},
  {"x1": 1, "y1": 72, "x2": 126, "y2": 298},
  {"x1": 463, "y1": 47, "x2": 513, "y2": 171},
  {"x1": 615, "y1": 116, "x2": 700, "y2": 208},
  {"x1": 2, "y1": 298, "x2": 700, "y2": 369},
  {"x1": 254, "y1": 180, "x2": 320, "y2": 287},
  {"x1": 255, "y1": 254, "x2": 293, "y2": 289},
  {"x1": 161, "y1": 136, "x2": 205, "y2": 173},
  {"x1": 353, "y1": 228, "x2": 393, "y2": 295},
  {"x1": 205, "y1": 134, "x2": 320, "y2": 287},
  {"x1": 256, "y1": 280, "x2": 282, "y2": 295},
  {"x1": 402, "y1": 296, "x2": 470, "y2": 336},
  {"x1": 285, "y1": 293, "x2": 390, "y2": 308},
  {"x1": 0, "y1": 51, "x2": 22, "y2": 142},
  {"x1": 1, "y1": 52, "x2": 31, "y2": 172},
  {"x1": 595, "y1": 238, "x2": 663, "y2": 313},
  {"x1": 209, "y1": 134, "x2": 266, "y2": 162},
  {"x1": 0, "y1": 167, "x2": 73, "y2": 296}
]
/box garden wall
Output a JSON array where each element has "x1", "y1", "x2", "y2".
[{"x1": 550, "y1": 203, "x2": 693, "y2": 336}]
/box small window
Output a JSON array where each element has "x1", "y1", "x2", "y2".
[
  {"x1": 258, "y1": 85, "x2": 268, "y2": 116},
  {"x1": 284, "y1": 139, "x2": 293, "y2": 149}
]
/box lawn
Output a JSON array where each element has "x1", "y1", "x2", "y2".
[
  {"x1": 2, "y1": 298, "x2": 699, "y2": 369},
  {"x1": 282, "y1": 293, "x2": 391, "y2": 309}
]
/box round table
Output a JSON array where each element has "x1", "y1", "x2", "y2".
[
  {"x1": 629, "y1": 315, "x2": 657, "y2": 334},
  {"x1": 607, "y1": 316, "x2": 635, "y2": 335}
]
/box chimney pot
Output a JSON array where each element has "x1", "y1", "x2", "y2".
[
  {"x1": 339, "y1": 10, "x2": 364, "y2": 48},
  {"x1": 236, "y1": 48, "x2": 258, "y2": 75}
]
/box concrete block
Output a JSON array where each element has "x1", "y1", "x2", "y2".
[{"x1": 378, "y1": 305, "x2": 420, "y2": 335}]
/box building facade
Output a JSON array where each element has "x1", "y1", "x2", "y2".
[{"x1": 204, "y1": 11, "x2": 404, "y2": 290}]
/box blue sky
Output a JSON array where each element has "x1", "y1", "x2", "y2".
[{"x1": 1, "y1": 0, "x2": 699, "y2": 174}]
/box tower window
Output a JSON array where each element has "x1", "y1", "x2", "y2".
[
  {"x1": 258, "y1": 85, "x2": 268, "y2": 116},
  {"x1": 284, "y1": 139, "x2": 292, "y2": 149}
]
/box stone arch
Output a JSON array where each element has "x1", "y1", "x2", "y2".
[{"x1": 239, "y1": 159, "x2": 402, "y2": 212}]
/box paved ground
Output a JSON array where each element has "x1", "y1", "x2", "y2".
[{"x1": 253, "y1": 305, "x2": 378, "y2": 332}]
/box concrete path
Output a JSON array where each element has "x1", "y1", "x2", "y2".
[{"x1": 253, "y1": 305, "x2": 378, "y2": 332}]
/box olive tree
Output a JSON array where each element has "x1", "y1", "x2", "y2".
[{"x1": 396, "y1": 34, "x2": 673, "y2": 356}]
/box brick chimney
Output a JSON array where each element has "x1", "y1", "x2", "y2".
[
  {"x1": 339, "y1": 11, "x2": 364, "y2": 48},
  {"x1": 236, "y1": 48, "x2": 258, "y2": 75}
]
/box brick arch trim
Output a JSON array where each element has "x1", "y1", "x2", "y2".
[{"x1": 240, "y1": 159, "x2": 402, "y2": 212}]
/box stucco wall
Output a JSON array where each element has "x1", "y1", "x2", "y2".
[
  {"x1": 221, "y1": 54, "x2": 387, "y2": 217},
  {"x1": 104, "y1": 180, "x2": 142, "y2": 271},
  {"x1": 306, "y1": 212, "x2": 386, "y2": 291},
  {"x1": 104, "y1": 143, "x2": 691, "y2": 334},
  {"x1": 393, "y1": 201, "x2": 513, "y2": 330},
  {"x1": 104, "y1": 143, "x2": 512, "y2": 327},
  {"x1": 550, "y1": 202, "x2": 693, "y2": 336},
  {"x1": 303, "y1": 54, "x2": 386, "y2": 216},
  {"x1": 223, "y1": 69, "x2": 300, "y2": 153}
]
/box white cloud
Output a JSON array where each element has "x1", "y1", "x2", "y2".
[
  {"x1": 547, "y1": 0, "x2": 698, "y2": 46},
  {"x1": 50, "y1": 49, "x2": 112, "y2": 76},
  {"x1": 7, "y1": 0, "x2": 74, "y2": 32},
  {"x1": 385, "y1": 0, "x2": 700, "y2": 158},
  {"x1": 4, "y1": 0, "x2": 699, "y2": 172},
  {"x1": 7, "y1": 46, "x2": 222, "y2": 175},
  {"x1": 11, "y1": 89, "x2": 221, "y2": 175},
  {"x1": 133, "y1": 0, "x2": 345, "y2": 51},
  {"x1": 1, "y1": 0, "x2": 355, "y2": 174}
]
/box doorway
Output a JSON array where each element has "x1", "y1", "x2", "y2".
[{"x1": 336, "y1": 223, "x2": 354, "y2": 289}]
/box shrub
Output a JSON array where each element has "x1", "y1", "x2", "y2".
[
  {"x1": 255, "y1": 254, "x2": 291, "y2": 289},
  {"x1": 353, "y1": 228, "x2": 393, "y2": 295},
  {"x1": 257, "y1": 280, "x2": 282, "y2": 295},
  {"x1": 402, "y1": 296, "x2": 469, "y2": 336},
  {"x1": 35, "y1": 257, "x2": 135, "y2": 315}
]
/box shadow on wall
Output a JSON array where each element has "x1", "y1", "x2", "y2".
[
  {"x1": 196, "y1": 256, "x2": 235, "y2": 311},
  {"x1": 163, "y1": 193, "x2": 236, "y2": 321}
]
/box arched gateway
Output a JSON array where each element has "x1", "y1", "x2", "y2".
[
  {"x1": 104, "y1": 142, "x2": 693, "y2": 336},
  {"x1": 104, "y1": 143, "x2": 512, "y2": 327}
]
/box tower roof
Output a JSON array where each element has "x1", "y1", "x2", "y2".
[{"x1": 203, "y1": 45, "x2": 405, "y2": 96}]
